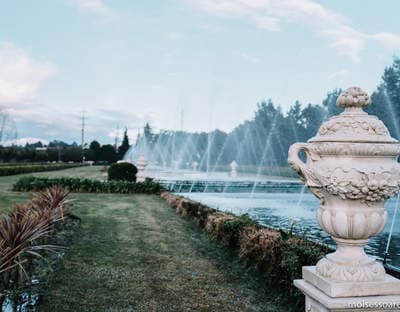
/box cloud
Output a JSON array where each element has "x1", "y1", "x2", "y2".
[
  {"x1": 69, "y1": 0, "x2": 112, "y2": 17},
  {"x1": 0, "y1": 42, "x2": 57, "y2": 105},
  {"x1": 166, "y1": 31, "x2": 182, "y2": 41},
  {"x1": 189, "y1": 0, "x2": 400, "y2": 63},
  {"x1": 368, "y1": 32, "x2": 400, "y2": 49},
  {"x1": 76, "y1": 108, "x2": 153, "y2": 143},
  {"x1": 3, "y1": 137, "x2": 49, "y2": 147},
  {"x1": 10, "y1": 105, "x2": 153, "y2": 144},
  {"x1": 328, "y1": 69, "x2": 349, "y2": 80},
  {"x1": 239, "y1": 51, "x2": 260, "y2": 63}
]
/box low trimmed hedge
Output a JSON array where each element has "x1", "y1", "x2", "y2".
[
  {"x1": 0, "y1": 163, "x2": 86, "y2": 176},
  {"x1": 161, "y1": 192, "x2": 330, "y2": 307},
  {"x1": 13, "y1": 176, "x2": 164, "y2": 194}
]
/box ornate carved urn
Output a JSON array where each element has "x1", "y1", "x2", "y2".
[
  {"x1": 288, "y1": 87, "x2": 400, "y2": 284},
  {"x1": 136, "y1": 155, "x2": 148, "y2": 182},
  {"x1": 230, "y1": 160, "x2": 238, "y2": 178}
]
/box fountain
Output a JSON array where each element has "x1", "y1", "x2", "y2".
[
  {"x1": 192, "y1": 161, "x2": 198, "y2": 172},
  {"x1": 136, "y1": 155, "x2": 148, "y2": 182},
  {"x1": 230, "y1": 161, "x2": 238, "y2": 178},
  {"x1": 288, "y1": 87, "x2": 400, "y2": 311}
]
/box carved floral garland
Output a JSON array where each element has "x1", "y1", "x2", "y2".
[
  {"x1": 306, "y1": 166, "x2": 400, "y2": 202},
  {"x1": 318, "y1": 117, "x2": 389, "y2": 137}
]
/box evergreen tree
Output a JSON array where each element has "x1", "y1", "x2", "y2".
[
  {"x1": 118, "y1": 128, "x2": 130, "y2": 159},
  {"x1": 323, "y1": 89, "x2": 342, "y2": 118}
]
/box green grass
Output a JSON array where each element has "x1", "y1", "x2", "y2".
[
  {"x1": 0, "y1": 166, "x2": 106, "y2": 214},
  {"x1": 0, "y1": 166, "x2": 296, "y2": 312}
]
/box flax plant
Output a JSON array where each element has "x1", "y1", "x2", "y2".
[{"x1": 0, "y1": 187, "x2": 72, "y2": 311}]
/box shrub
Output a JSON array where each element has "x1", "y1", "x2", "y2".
[
  {"x1": 108, "y1": 162, "x2": 138, "y2": 182},
  {"x1": 220, "y1": 214, "x2": 259, "y2": 247},
  {"x1": 205, "y1": 213, "x2": 235, "y2": 240},
  {"x1": 13, "y1": 176, "x2": 164, "y2": 194},
  {"x1": 175, "y1": 198, "x2": 216, "y2": 226},
  {"x1": 279, "y1": 238, "x2": 327, "y2": 286},
  {"x1": 239, "y1": 227, "x2": 282, "y2": 271}
]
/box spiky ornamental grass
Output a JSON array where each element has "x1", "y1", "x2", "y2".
[{"x1": 0, "y1": 186, "x2": 72, "y2": 309}]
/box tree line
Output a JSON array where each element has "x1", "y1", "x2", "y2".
[{"x1": 0, "y1": 130, "x2": 130, "y2": 164}]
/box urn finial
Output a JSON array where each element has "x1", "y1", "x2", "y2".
[
  {"x1": 308, "y1": 86, "x2": 395, "y2": 143},
  {"x1": 336, "y1": 86, "x2": 371, "y2": 109}
]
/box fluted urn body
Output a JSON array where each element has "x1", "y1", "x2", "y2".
[{"x1": 288, "y1": 87, "x2": 400, "y2": 283}]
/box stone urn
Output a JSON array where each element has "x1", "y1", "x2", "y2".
[
  {"x1": 288, "y1": 87, "x2": 400, "y2": 285},
  {"x1": 230, "y1": 161, "x2": 238, "y2": 178},
  {"x1": 136, "y1": 155, "x2": 148, "y2": 182}
]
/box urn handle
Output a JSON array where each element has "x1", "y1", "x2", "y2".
[{"x1": 288, "y1": 143, "x2": 313, "y2": 185}]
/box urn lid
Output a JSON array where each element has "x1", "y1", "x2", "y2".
[{"x1": 309, "y1": 87, "x2": 398, "y2": 143}]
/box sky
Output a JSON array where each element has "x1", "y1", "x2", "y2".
[{"x1": 1, "y1": 0, "x2": 400, "y2": 145}]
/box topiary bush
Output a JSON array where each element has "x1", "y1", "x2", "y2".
[{"x1": 108, "y1": 162, "x2": 138, "y2": 182}]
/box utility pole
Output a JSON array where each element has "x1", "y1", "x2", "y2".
[
  {"x1": 80, "y1": 111, "x2": 86, "y2": 148},
  {"x1": 79, "y1": 111, "x2": 87, "y2": 163},
  {"x1": 115, "y1": 124, "x2": 120, "y2": 149}
]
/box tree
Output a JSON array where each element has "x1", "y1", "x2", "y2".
[
  {"x1": 89, "y1": 140, "x2": 101, "y2": 161},
  {"x1": 368, "y1": 57, "x2": 400, "y2": 138},
  {"x1": 99, "y1": 144, "x2": 117, "y2": 163},
  {"x1": 143, "y1": 123, "x2": 155, "y2": 148},
  {"x1": 323, "y1": 89, "x2": 342, "y2": 118},
  {"x1": 118, "y1": 128, "x2": 130, "y2": 160},
  {"x1": 89, "y1": 140, "x2": 101, "y2": 150},
  {"x1": 61, "y1": 147, "x2": 83, "y2": 162},
  {"x1": 300, "y1": 104, "x2": 326, "y2": 139}
]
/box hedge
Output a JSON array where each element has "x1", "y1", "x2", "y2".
[
  {"x1": 13, "y1": 176, "x2": 164, "y2": 194},
  {"x1": 161, "y1": 192, "x2": 330, "y2": 307},
  {"x1": 0, "y1": 163, "x2": 86, "y2": 176}
]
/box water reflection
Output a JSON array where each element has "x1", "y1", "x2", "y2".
[{"x1": 181, "y1": 192, "x2": 400, "y2": 267}]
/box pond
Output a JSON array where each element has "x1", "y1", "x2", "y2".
[{"x1": 181, "y1": 192, "x2": 400, "y2": 267}]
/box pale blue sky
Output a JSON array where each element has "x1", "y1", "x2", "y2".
[{"x1": 1, "y1": 0, "x2": 400, "y2": 144}]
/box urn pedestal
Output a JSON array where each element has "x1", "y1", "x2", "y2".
[{"x1": 288, "y1": 87, "x2": 400, "y2": 311}]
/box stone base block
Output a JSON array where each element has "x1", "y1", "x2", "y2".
[
  {"x1": 295, "y1": 279, "x2": 400, "y2": 311},
  {"x1": 303, "y1": 266, "x2": 400, "y2": 298}
]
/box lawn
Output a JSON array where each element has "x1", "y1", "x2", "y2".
[
  {"x1": 0, "y1": 166, "x2": 106, "y2": 214},
  {"x1": 0, "y1": 166, "x2": 296, "y2": 312}
]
